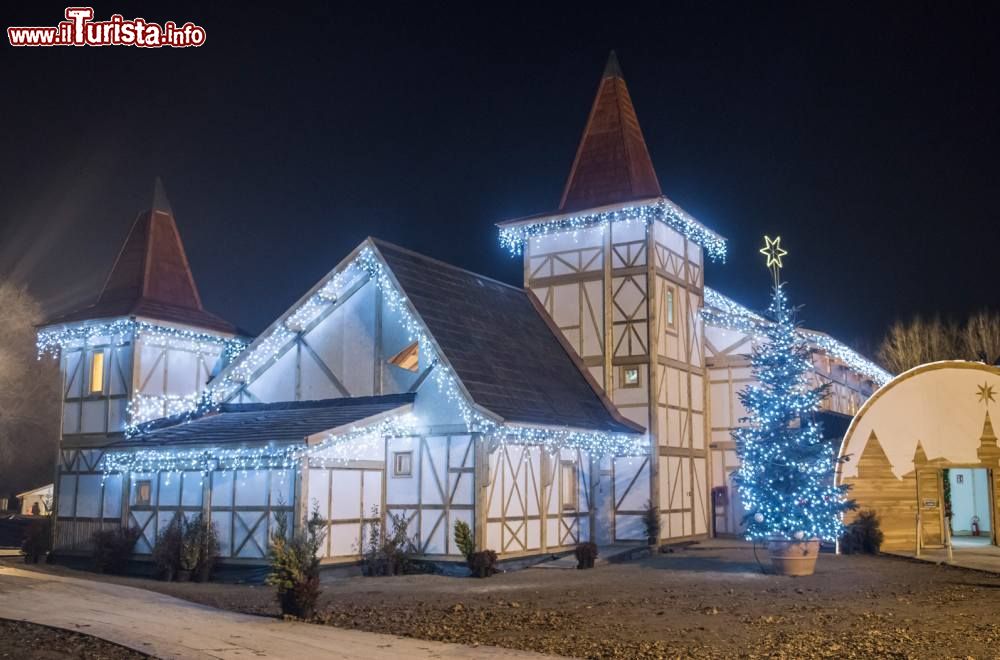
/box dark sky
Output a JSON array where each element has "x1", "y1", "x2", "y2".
[{"x1": 2, "y1": 2, "x2": 998, "y2": 351}]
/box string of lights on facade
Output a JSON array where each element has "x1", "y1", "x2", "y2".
[
  {"x1": 56, "y1": 245, "x2": 648, "y2": 477},
  {"x1": 36, "y1": 318, "x2": 247, "y2": 362},
  {"x1": 702, "y1": 287, "x2": 892, "y2": 386},
  {"x1": 99, "y1": 413, "x2": 419, "y2": 476},
  {"x1": 498, "y1": 197, "x2": 728, "y2": 262}
]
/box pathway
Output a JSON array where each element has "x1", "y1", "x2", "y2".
[{"x1": 0, "y1": 565, "x2": 554, "y2": 659}]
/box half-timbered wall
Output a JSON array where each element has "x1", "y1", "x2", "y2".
[
  {"x1": 53, "y1": 447, "x2": 123, "y2": 551},
  {"x1": 231, "y1": 279, "x2": 428, "y2": 405},
  {"x1": 485, "y1": 445, "x2": 591, "y2": 555},
  {"x1": 523, "y1": 219, "x2": 709, "y2": 543},
  {"x1": 385, "y1": 434, "x2": 475, "y2": 557},
  {"x1": 60, "y1": 332, "x2": 133, "y2": 438},
  {"x1": 132, "y1": 329, "x2": 227, "y2": 419}
]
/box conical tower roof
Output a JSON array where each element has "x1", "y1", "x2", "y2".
[
  {"x1": 46, "y1": 179, "x2": 236, "y2": 334},
  {"x1": 559, "y1": 51, "x2": 663, "y2": 212}
]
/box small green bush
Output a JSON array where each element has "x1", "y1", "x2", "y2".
[
  {"x1": 840, "y1": 510, "x2": 884, "y2": 555},
  {"x1": 468, "y1": 550, "x2": 498, "y2": 578},
  {"x1": 152, "y1": 515, "x2": 185, "y2": 580},
  {"x1": 21, "y1": 515, "x2": 52, "y2": 564},
  {"x1": 266, "y1": 507, "x2": 326, "y2": 619},
  {"x1": 92, "y1": 526, "x2": 141, "y2": 574},
  {"x1": 642, "y1": 500, "x2": 660, "y2": 545},
  {"x1": 453, "y1": 519, "x2": 475, "y2": 560},
  {"x1": 362, "y1": 510, "x2": 415, "y2": 577},
  {"x1": 151, "y1": 513, "x2": 220, "y2": 582},
  {"x1": 574, "y1": 542, "x2": 598, "y2": 569}
]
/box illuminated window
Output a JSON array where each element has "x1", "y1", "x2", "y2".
[
  {"x1": 135, "y1": 480, "x2": 152, "y2": 506},
  {"x1": 666, "y1": 288, "x2": 675, "y2": 328},
  {"x1": 389, "y1": 342, "x2": 419, "y2": 372},
  {"x1": 89, "y1": 351, "x2": 106, "y2": 394},
  {"x1": 622, "y1": 366, "x2": 640, "y2": 388},
  {"x1": 561, "y1": 462, "x2": 578, "y2": 510},
  {"x1": 393, "y1": 451, "x2": 412, "y2": 477}
]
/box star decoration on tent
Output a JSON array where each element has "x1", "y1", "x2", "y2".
[{"x1": 977, "y1": 382, "x2": 996, "y2": 406}]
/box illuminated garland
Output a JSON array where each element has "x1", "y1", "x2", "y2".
[
  {"x1": 101, "y1": 413, "x2": 418, "y2": 475},
  {"x1": 498, "y1": 198, "x2": 727, "y2": 262},
  {"x1": 119, "y1": 245, "x2": 646, "y2": 456},
  {"x1": 702, "y1": 287, "x2": 891, "y2": 386},
  {"x1": 37, "y1": 318, "x2": 246, "y2": 363},
  {"x1": 732, "y1": 284, "x2": 851, "y2": 542}
]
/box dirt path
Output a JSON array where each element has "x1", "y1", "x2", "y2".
[
  {"x1": 0, "y1": 565, "x2": 554, "y2": 659},
  {"x1": 8, "y1": 542, "x2": 1000, "y2": 658}
]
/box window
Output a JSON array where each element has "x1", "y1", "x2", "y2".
[
  {"x1": 393, "y1": 452, "x2": 413, "y2": 477},
  {"x1": 89, "y1": 351, "x2": 106, "y2": 394},
  {"x1": 389, "y1": 341, "x2": 419, "y2": 372},
  {"x1": 135, "y1": 480, "x2": 152, "y2": 506},
  {"x1": 622, "y1": 366, "x2": 640, "y2": 388},
  {"x1": 561, "y1": 462, "x2": 578, "y2": 510},
  {"x1": 665, "y1": 288, "x2": 676, "y2": 328}
]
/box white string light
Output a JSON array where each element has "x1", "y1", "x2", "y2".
[{"x1": 498, "y1": 198, "x2": 727, "y2": 262}]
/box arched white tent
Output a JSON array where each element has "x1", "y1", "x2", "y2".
[{"x1": 838, "y1": 361, "x2": 1000, "y2": 550}]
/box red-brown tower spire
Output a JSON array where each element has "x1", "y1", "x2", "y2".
[
  {"x1": 559, "y1": 51, "x2": 663, "y2": 212},
  {"x1": 47, "y1": 178, "x2": 236, "y2": 334}
]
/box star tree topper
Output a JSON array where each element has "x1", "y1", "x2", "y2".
[
  {"x1": 759, "y1": 235, "x2": 787, "y2": 285},
  {"x1": 977, "y1": 382, "x2": 996, "y2": 406}
]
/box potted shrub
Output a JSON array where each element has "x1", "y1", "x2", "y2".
[
  {"x1": 190, "y1": 514, "x2": 220, "y2": 582},
  {"x1": 732, "y1": 283, "x2": 853, "y2": 576},
  {"x1": 641, "y1": 500, "x2": 660, "y2": 546},
  {"x1": 574, "y1": 542, "x2": 598, "y2": 569},
  {"x1": 453, "y1": 519, "x2": 475, "y2": 563},
  {"x1": 266, "y1": 507, "x2": 326, "y2": 619},
  {"x1": 92, "y1": 526, "x2": 141, "y2": 574},
  {"x1": 468, "y1": 550, "x2": 498, "y2": 578},
  {"x1": 152, "y1": 515, "x2": 184, "y2": 581},
  {"x1": 362, "y1": 510, "x2": 414, "y2": 577}
]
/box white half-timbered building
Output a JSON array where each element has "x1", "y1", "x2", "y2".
[{"x1": 40, "y1": 54, "x2": 890, "y2": 569}]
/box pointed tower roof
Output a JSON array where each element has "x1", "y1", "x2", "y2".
[
  {"x1": 46, "y1": 180, "x2": 236, "y2": 334},
  {"x1": 558, "y1": 51, "x2": 663, "y2": 212},
  {"x1": 855, "y1": 431, "x2": 894, "y2": 478}
]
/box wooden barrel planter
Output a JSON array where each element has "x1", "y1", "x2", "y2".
[{"x1": 767, "y1": 539, "x2": 820, "y2": 576}]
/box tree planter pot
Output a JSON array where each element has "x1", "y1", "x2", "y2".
[
  {"x1": 176, "y1": 569, "x2": 193, "y2": 582},
  {"x1": 768, "y1": 539, "x2": 820, "y2": 576}
]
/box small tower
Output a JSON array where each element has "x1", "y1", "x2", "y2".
[
  {"x1": 497, "y1": 53, "x2": 724, "y2": 543},
  {"x1": 40, "y1": 179, "x2": 238, "y2": 442}
]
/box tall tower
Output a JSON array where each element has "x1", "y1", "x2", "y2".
[
  {"x1": 498, "y1": 53, "x2": 724, "y2": 542},
  {"x1": 38, "y1": 180, "x2": 240, "y2": 552}
]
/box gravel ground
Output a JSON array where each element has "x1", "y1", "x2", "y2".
[
  {"x1": 8, "y1": 542, "x2": 1000, "y2": 659},
  {"x1": 0, "y1": 618, "x2": 149, "y2": 659}
]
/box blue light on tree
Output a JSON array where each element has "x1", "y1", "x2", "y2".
[{"x1": 733, "y1": 266, "x2": 852, "y2": 542}]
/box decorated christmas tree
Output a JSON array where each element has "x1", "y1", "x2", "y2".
[{"x1": 733, "y1": 238, "x2": 852, "y2": 542}]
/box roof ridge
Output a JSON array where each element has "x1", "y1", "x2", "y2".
[{"x1": 368, "y1": 237, "x2": 526, "y2": 293}]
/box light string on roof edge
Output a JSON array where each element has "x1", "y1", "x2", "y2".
[
  {"x1": 498, "y1": 198, "x2": 727, "y2": 262},
  {"x1": 65, "y1": 245, "x2": 646, "y2": 474}
]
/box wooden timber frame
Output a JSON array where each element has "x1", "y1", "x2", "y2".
[{"x1": 519, "y1": 202, "x2": 712, "y2": 543}]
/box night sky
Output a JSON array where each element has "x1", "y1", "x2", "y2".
[{"x1": 2, "y1": 3, "x2": 998, "y2": 352}]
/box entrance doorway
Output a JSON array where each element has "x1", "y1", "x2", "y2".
[{"x1": 945, "y1": 468, "x2": 993, "y2": 546}]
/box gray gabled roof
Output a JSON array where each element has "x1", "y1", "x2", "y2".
[
  {"x1": 115, "y1": 394, "x2": 414, "y2": 447},
  {"x1": 373, "y1": 239, "x2": 641, "y2": 434}
]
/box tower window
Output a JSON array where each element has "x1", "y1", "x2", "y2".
[
  {"x1": 622, "y1": 366, "x2": 640, "y2": 388},
  {"x1": 89, "y1": 351, "x2": 106, "y2": 394},
  {"x1": 561, "y1": 462, "x2": 578, "y2": 510},
  {"x1": 389, "y1": 342, "x2": 419, "y2": 372},
  {"x1": 665, "y1": 288, "x2": 676, "y2": 328}
]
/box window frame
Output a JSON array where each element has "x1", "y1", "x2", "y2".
[
  {"x1": 561, "y1": 461, "x2": 578, "y2": 511},
  {"x1": 134, "y1": 479, "x2": 152, "y2": 506},
  {"x1": 665, "y1": 286, "x2": 676, "y2": 330},
  {"x1": 392, "y1": 451, "x2": 413, "y2": 478},
  {"x1": 621, "y1": 366, "x2": 641, "y2": 388},
  {"x1": 88, "y1": 349, "x2": 107, "y2": 395}
]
